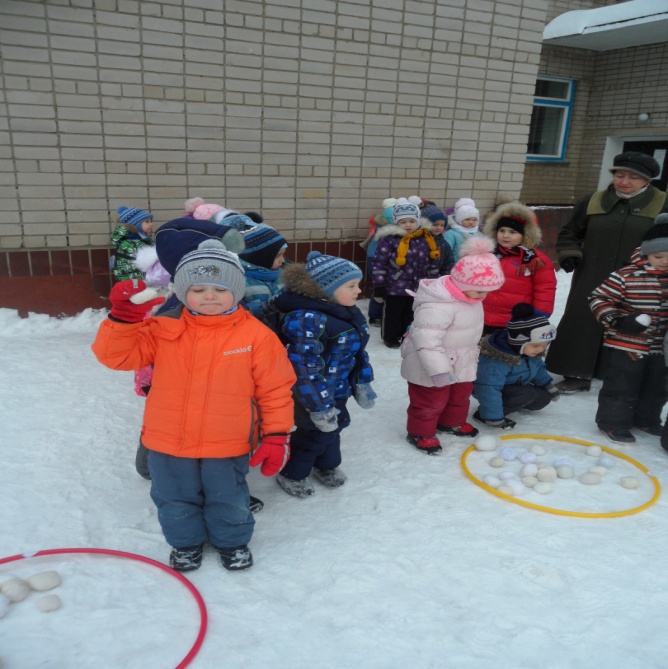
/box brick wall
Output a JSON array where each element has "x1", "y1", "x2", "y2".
[{"x1": 1, "y1": 0, "x2": 550, "y2": 256}]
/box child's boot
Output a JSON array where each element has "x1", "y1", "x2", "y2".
[
  {"x1": 217, "y1": 545, "x2": 253, "y2": 571},
  {"x1": 437, "y1": 422, "x2": 479, "y2": 438},
  {"x1": 313, "y1": 467, "x2": 347, "y2": 488},
  {"x1": 277, "y1": 473, "x2": 315, "y2": 498},
  {"x1": 249, "y1": 495, "x2": 264, "y2": 513},
  {"x1": 169, "y1": 544, "x2": 204, "y2": 572},
  {"x1": 406, "y1": 434, "x2": 443, "y2": 455}
]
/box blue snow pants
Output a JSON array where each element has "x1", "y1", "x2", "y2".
[
  {"x1": 281, "y1": 398, "x2": 351, "y2": 481},
  {"x1": 148, "y1": 452, "x2": 254, "y2": 550}
]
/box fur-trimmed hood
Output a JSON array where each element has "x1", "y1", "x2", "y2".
[
  {"x1": 479, "y1": 334, "x2": 522, "y2": 366},
  {"x1": 278, "y1": 262, "x2": 332, "y2": 302},
  {"x1": 374, "y1": 218, "x2": 433, "y2": 241},
  {"x1": 483, "y1": 201, "x2": 541, "y2": 250}
]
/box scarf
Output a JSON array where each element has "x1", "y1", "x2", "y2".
[
  {"x1": 495, "y1": 244, "x2": 545, "y2": 276},
  {"x1": 450, "y1": 222, "x2": 480, "y2": 236},
  {"x1": 615, "y1": 184, "x2": 650, "y2": 199},
  {"x1": 395, "y1": 228, "x2": 440, "y2": 266}
]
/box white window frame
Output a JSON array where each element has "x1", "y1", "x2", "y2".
[{"x1": 526, "y1": 75, "x2": 575, "y2": 163}]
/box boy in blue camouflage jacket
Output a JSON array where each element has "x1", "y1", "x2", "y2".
[{"x1": 273, "y1": 252, "x2": 376, "y2": 498}]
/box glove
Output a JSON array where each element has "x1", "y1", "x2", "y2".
[
  {"x1": 559, "y1": 256, "x2": 580, "y2": 273},
  {"x1": 614, "y1": 313, "x2": 650, "y2": 334},
  {"x1": 484, "y1": 417, "x2": 517, "y2": 430},
  {"x1": 250, "y1": 434, "x2": 290, "y2": 476},
  {"x1": 109, "y1": 279, "x2": 165, "y2": 323},
  {"x1": 431, "y1": 373, "x2": 457, "y2": 387},
  {"x1": 372, "y1": 287, "x2": 386, "y2": 304},
  {"x1": 354, "y1": 383, "x2": 376, "y2": 409},
  {"x1": 309, "y1": 407, "x2": 339, "y2": 432},
  {"x1": 545, "y1": 384, "x2": 560, "y2": 402}
]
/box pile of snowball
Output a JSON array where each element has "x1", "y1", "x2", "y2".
[
  {"x1": 473, "y1": 435, "x2": 641, "y2": 497},
  {"x1": 0, "y1": 570, "x2": 62, "y2": 617}
]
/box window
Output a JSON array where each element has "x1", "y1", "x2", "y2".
[{"x1": 526, "y1": 76, "x2": 575, "y2": 162}]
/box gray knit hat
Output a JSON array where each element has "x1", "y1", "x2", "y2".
[
  {"x1": 640, "y1": 213, "x2": 668, "y2": 256},
  {"x1": 173, "y1": 239, "x2": 245, "y2": 306},
  {"x1": 305, "y1": 251, "x2": 362, "y2": 298}
]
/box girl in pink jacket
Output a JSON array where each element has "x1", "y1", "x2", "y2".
[{"x1": 400, "y1": 237, "x2": 505, "y2": 454}]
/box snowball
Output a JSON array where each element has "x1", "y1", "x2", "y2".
[
  {"x1": 474, "y1": 435, "x2": 498, "y2": 451},
  {"x1": 28, "y1": 571, "x2": 61, "y2": 592},
  {"x1": 520, "y1": 463, "x2": 538, "y2": 477},
  {"x1": 36, "y1": 594, "x2": 62, "y2": 613},
  {"x1": 522, "y1": 476, "x2": 538, "y2": 488},
  {"x1": 589, "y1": 465, "x2": 608, "y2": 477},
  {"x1": 579, "y1": 472, "x2": 601, "y2": 485},
  {"x1": 533, "y1": 482, "x2": 552, "y2": 494},
  {"x1": 537, "y1": 466, "x2": 557, "y2": 482},
  {"x1": 586, "y1": 445, "x2": 602, "y2": 457},
  {"x1": 507, "y1": 479, "x2": 526, "y2": 496},
  {"x1": 497, "y1": 485, "x2": 515, "y2": 496},
  {"x1": 636, "y1": 314, "x2": 651, "y2": 327},
  {"x1": 536, "y1": 462, "x2": 547, "y2": 469},
  {"x1": 620, "y1": 476, "x2": 640, "y2": 489},
  {"x1": 0, "y1": 578, "x2": 30, "y2": 603},
  {"x1": 498, "y1": 471, "x2": 517, "y2": 481},
  {"x1": 530, "y1": 444, "x2": 546, "y2": 455},
  {"x1": 129, "y1": 287, "x2": 160, "y2": 305},
  {"x1": 519, "y1": 452, "x2": 537, "y2": 464},
  {"x1": 499, "y1": 447, "x2": 518, "y2": 461},
  {"x1": 483, "y1": 475, "x2": 501, "y2": 488},
  {"x1": 556, "y1": 465, "x2": 574, "y2": 479},
  {"x1": 489, "y1": 457, "x2": 505, "y2": 468},
  {"x1": 553, "y1": 457, "x2": 573, "y2": 467},
  {"x1": 596, "y1": 456, "x2": 615, "y2": 468},
  {"x1": 0, "y1": 593, "x2": 10, "y2": 618}
]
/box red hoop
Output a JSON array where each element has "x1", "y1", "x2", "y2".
[{"x1": 0, "y1": 547, "x2": 208, "y2": 669}]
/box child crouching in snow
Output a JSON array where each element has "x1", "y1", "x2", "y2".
[
  {"x1": 400, "y1": 237, "x2": 504, "y2": 455},
  {"x1": 472, "y1": 303, "x2": 559, "y2": 430},
  {"x1": 92, "y1": 240, "x2": 296, "y2": 572},
  {"x1": 273, "y1": 252, "x2": 376, "y2": 497}
]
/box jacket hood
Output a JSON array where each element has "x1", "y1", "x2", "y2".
[
  {"x1": 479, "y1": 332, "x2": 522, "y2": 365},
  {"x1": 410, "y1": 276, "x2": 455, "y2": 308},
  {"x1": 483, "y1": 201, "x2": 542, "y2": 250},
  {"x1": 279, "y1": 262, "x2": 332, "y2": 301}
]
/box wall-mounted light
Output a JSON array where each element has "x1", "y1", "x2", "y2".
[{"x1": 638, "y1": 112, "x2": 650, "y2": 122}]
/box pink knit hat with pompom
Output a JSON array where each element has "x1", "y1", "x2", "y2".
[
  {"x1": 184, "y1": 197, "x2": 228, "y2": 221},
  {"x1": 449, "y1": 236, "x2": 504, "y2": 293}
]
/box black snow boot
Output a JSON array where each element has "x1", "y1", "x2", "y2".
[
  {"x1": 169, "y1": 544, "x2": 204, "y2": 572},
  {"x1": 217, "y1": 545, "x2": 253, "y2": 571}
]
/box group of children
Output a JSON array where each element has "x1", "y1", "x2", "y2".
[{"x1": 96, "y1": 195, "x2": 668, "y2": 573}]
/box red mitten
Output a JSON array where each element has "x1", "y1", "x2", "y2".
[
  {"x1": 249, "y1": 434, "x2": 291, "y2": 477},
  {"x1": 109, "y1": 279, "x2": 165, "y2": 323}
]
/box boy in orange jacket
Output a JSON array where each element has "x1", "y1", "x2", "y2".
[{"x1": 92, "y1": 240, "x2": 296, "y2": 571}]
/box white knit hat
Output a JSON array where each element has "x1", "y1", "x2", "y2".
[{"x1": 455, "y1": 205, "x2": 480, "y2": 224}]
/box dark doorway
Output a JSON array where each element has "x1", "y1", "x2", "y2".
[{"x1": 623, "y1": 140, "x2": 668, "y2": 192}]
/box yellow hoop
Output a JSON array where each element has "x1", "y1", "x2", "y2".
[{"x1": 460, "y1": 434, "x2": 661, "y2": 518}]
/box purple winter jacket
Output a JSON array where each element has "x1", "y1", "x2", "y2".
[{"x1": 371, "y1": 224, "x2": 440, "y2": 296}]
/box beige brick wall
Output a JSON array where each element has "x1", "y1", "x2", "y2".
[
  {"x1": 522, "y1": 40, "x2": 668, "y2": 204},
  {"x1": 0, "y1": 0, "x2": 550, "y2": 250}
]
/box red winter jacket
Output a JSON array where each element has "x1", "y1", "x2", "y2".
[{"x1": 482, "y1": 246, "x2": 557, "y2": 328}]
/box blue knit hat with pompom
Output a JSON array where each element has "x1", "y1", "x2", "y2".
[
  {"x1": 305, "y1": 251, "x2": 362, "y2": 297},
  {"x1": 117, "y1": 205, "x2": 152, "y2": 229}
]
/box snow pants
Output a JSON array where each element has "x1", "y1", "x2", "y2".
[
  {"x1": 407, "y1": 381, "x2": 474, "y2": 436},
  {"x1": 148, "y1": 453, "x2": 254, "y2": 550},
  {"x1": 503, "y1": 384, "x2": 552, "y2": 416},
  {"x1": 382, "y1": 294, "x2": 414, "y2": 346},
  {"x1": 281, "y1": 398, "x2": 351, "y2": 481},
  {"x1": 596, "y1": 349, "x2": 666, "y2": 430}
]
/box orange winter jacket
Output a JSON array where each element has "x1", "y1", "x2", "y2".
[{"x1": 92, "y1": 306, "x2": 296, "y2": 459}]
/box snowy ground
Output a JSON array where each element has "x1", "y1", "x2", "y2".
[{"x1": 2, "y1": 271, "x2": 668, "y2": 668}]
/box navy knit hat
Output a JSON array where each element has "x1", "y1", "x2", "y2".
[
  {"x1": 640, "y1": 213, "x2": 668, "y2": 256},
  {"x1": 305, "y1": 251, "x2": 362, "y2": 298},
  {"x1": 239, "y1": 224, "x2": 288, "y2": 270},
  {"x1": 422, "y1": 204, "x2": 447, "y2": 223},
  {"x1": 117, "y1": 205, "x2": 152, "y2": 229},
  {"x1": 173, "y1": 240, "x2": 246, "y2": 307},
  {"x1": 506, "y1": 303, "x2": 556, "y2": 354}
]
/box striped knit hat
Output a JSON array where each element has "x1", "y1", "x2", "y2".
[
  {"x1": 173, "y1": 240, "x2": 245, "y2": 306},
  {"x1": 239, "y1": 224, "x2": 288, "y2": 270},
  {"x1": 392, "y1": 198, "x2": 421, "y2": 224},
  {"x1": 640, "y1": 213, "x2": 668, "y2": 256},
  {"x1": 117, "y1": 205, "x2": 152, "y2": 229},
  {"x1": 305, "y1": 251, "x2": 362, "y2": 298},
  {"x1": 506, "y1": 302, "x2": 556, "y2": 354}
]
